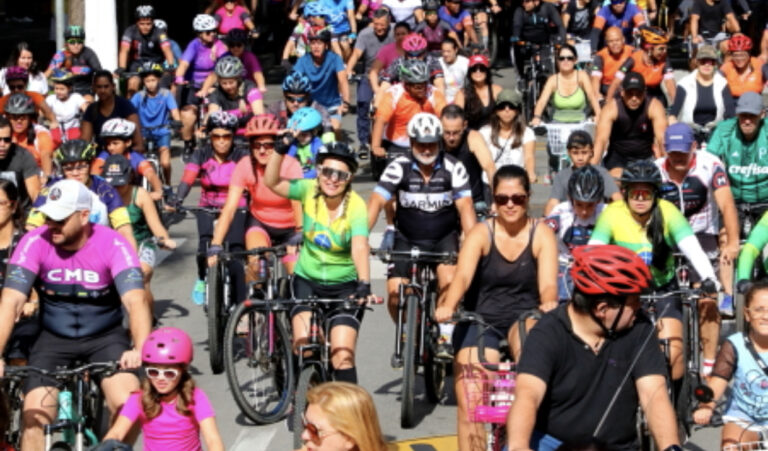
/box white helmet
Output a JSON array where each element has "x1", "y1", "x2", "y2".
[
  {"x1": 100, "y1": 118, "x2": 136, "y2": 139},
  {"x1": 193, "y1": 14, "x2": 218, "y2": 33},
  {"x1": 407, "y1": 113, "x2": 442, "y2": 143}
]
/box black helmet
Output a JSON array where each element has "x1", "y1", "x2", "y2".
[
  {"x1": 135, "y1": 5, "x2": 155, "y2": 20},
  {"x1": 54, "y1": 139, "x2": 97, "y2": 164},
  {"x1": 138, "y1": 61, "x2": 164, "y2": 78},
  {"x1": 568, "y1": 165, "x2": 604, "y2": 203},
  {"x1": 225, "y1": 28, "x2": 249, "y2": 46},
  {"x1": 317, "y1": 142, "x2": 358, "y2": 174},
  {"x1": 4, "y1": 93, "x2": 35, "y2": 115},
  {"x1": 64, "y1": 25, "x2": 85, "y2": 40},
  {"x1": 619, "y1": 160, "x2": 661, "y2": 189}
]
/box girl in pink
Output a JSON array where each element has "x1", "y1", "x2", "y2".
[{"x1": 103, "y1": 328, "x2": 225, "y2": 451}]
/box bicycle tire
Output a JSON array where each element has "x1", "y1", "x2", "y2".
[
  {"x1": 525, "y1": 79, "x2": 537, "y2": 123},
  {"x1": 401, "y1": 294, "x2": 420, "y2": 429},
  {"x1": 677, "y1": 302, "x2": 693, "y2": 438},
  {"x1": 424, "y1": 293, "x2": 448, "y2": 404},
  {"x1": 208, "y1": 261, "x2": 226, "y2": 374},
  {"x1": 87, "y1": 378, "x2": 109, "y2": 442},
  {"x1": 224, "y1": 303, "x2": 294, "y2": 424},
  {"x1": 491, "y1": 423, "x2": 507, "y2": 451},
  {"x1": 293, "y1": 365, "x2": 324, "y2": 449},
  {"x1": 49, "y1": 442, "x2": 72, "y2": 451}
]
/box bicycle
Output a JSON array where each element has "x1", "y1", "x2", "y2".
[
  {"x1": 534, "y1": 120, "x2": 596, "y2": 173},
  {"x1": 373, "y1": 247, "x2": 458, "y2": 429},
  {"x1": 734, "y1": 202, "x2": 768, "y2": 332},
  {"x1": 289, "y1": 297, "x2": 371, "y2": 449},
  {"x1": 514, "y1": 42, "x2": 556, "y2": 122},
  {"x1": 5, "y1": 361, "x2": 118, "y2": 451},
  {"x1": 469, "y1": 6, "x2": 498, "y2": 64},
  {"x1": 688, "y1": 385, "x2": 768, "y2": 451},
  {"x1": 223, "y1": 245, "x2": 294, "y2": 425}
]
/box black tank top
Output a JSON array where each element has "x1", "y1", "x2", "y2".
[
  {"x1": 608, "y1": 97, "x2": 654, "y2": 160},
  {"x1": 464, "y1": 219, "x2": 540, "y2": 328},
  {"x1": 448, "y1": 131, "x2": 485, "y2": 204}
]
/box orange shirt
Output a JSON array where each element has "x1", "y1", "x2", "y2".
[
  {"x1": 721, "y1": 57, "x2": 765, "y2": 98},
  {"x1": 12, "y1": 125, "x2": 53, "y2": 167},
  {"x1": 619, "y1": 49, "x2": 673, "y2": 88},
  {"x1": 376, "y1": 84, "x2": 446, "y2": 147},
  {"x1": 593, "y1": 45, "x2": 634, "y2": 87}
]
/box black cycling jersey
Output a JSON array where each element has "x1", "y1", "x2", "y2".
[
  {"x1": 512, "y1": 2, "x2": 566, "y2": 44},
  {"x1": 565, "y1": 0, "x2": 599, "y2": 39},
  {"x1": 604, "y1": 97, "x2": 654, "y2": 169},
  {"x1": 444, "y1": 130, "x2": 486, "y2": 205},
  {"x1": 374, "y1": 152, "x2": 472, "y2": 241},
  {"x1": 120, "y1": 24, "x2": 170, "y2": 64},
  {"x1": 206, "y1": 80, "x2": 259, "y2": 127}
]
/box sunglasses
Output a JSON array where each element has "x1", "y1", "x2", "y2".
[
  {"x1": 229, "y1": 42, "x2": 245, "y2": 48},
  {"x1": 7, "y1": 114, "x2": 29, "y2": 121},
  {"x1": 495, "y1": 102, "x2": 518, "y2": 111},
  {"x1": 558, "y1": 55, "x2": 576, "y2": 61},
  {"x1": 0, "y1": 137, "x2": 11, "y2": 143},
  {"x1": 302, "y1": 414, "x2": 340, "y2": 442},
  {"x1": 285, "y1": 95, "x2": 308, "y2": 104},
  {"x1": 145, "y1": 367, "x2": 180, "y2": 380},
  {"x1": 62, "y1": 162, "x2": 90, "y2": 172},
  {"x1": 698, "y1": 58, "x2": 716, "y2": 66},
  {"x1": 251, "y1": 141, "x2": 276, "y2": 150},
  {"x1": 8, "y1": 84, "x2": 25, "y2": 91},
  {"x1": 67, "y1": 39, "x2": 84, "y2": 45},
  {"x1": 494, "y1": 193, "x2": 527, "y2": 206},
  {"x1": 211, "y1": 133, "x2": 233, "y2": 140},
  {"x1": 469, "y1": 65, "x2": 488, "y2": 73},
  {"x1": 319, "y1": 166, "x2": 352, "y2": 182},
  {"x1": 628, "y1": 188, "x2": 654, "y2": 201}
]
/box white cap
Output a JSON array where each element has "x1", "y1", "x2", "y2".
[{"x1": 39, "y1": 179, "x2": 92, "y2": 221}]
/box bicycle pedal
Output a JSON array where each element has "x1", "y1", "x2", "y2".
[{"x1": 391, "y1": 353, "x2": 403, "y2": 369}]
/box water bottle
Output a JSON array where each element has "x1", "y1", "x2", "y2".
[{"x1": 57, "y1": 390, "x2": 74, "y2": 443}]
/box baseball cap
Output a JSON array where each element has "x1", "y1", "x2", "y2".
[
  {"x1": 567, "y1": 130, "x2": 593, "y2": 149},
  {"x1": 664, "y1": 123, "x2": 695, "y2": 152},
  {"x1": 39, "y1": 179, "x2": 92, "y2": 221},
  {"x1": 468, "y1": 54, "x2": 490, "y2": 69},
  {"x1": 696, "y1": 45, "x2": 718, "y2": 61},
  {"x1": 736, "y1": 91, "x2": 764, "y2": 116},
  {"x1": 610, "y1": 0, "x2": 627, "y2": 5},
  {"x1": 622, "y1": 72, "x2": 645, "y2": 91},
  {"x1": 495, "y1": 89, "x2": 522, "y2": 108},
  {"x1": 103, "y1": 154, "x2": 133, "y2": 187}
]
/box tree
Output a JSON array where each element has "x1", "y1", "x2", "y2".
[{"x1": 69, "y1": 0, "x2": 85, "y2": 26}]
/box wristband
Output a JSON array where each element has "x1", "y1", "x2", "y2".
[
  {"x1": 386, "y1": 225, "x2": 395, "y2": 231},
  {"x1": 174, "y1": 76, "x2": 184, "y2": 84}
]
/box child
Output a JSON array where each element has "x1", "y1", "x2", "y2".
[
  {"x1": 103, "y1": 327, "x2": 225, "y2": 451},
  {"x1": 281, "y1": 4, "x2": 341, "y2": 66},
  {"x1": 693, "y1": 281, "x2": 768, "y2": 450},
  {"x1": 286, "y1": 106, "x2": 334, "y2": 178},
  {"x1": 92, "y1": 118, "x2": 164, "y2": 201},
  {"x1": 45, "y1": 70, "x2": 87, "y2": 147},
  {"x1": 131, "y1": 62, "x2": 181, "y2": 184},
  {"x1": 104, "y1": 154, "x2": 176, "y2": 313}
]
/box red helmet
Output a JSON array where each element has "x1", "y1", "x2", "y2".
[
  {"x1": 729, "y1": 34, "x2": 753, "y2": 52},
  {"x1": 570, "y1": 245, "x2": 651, "y2": 296},
  {"x1": 245, "y1": 114, "x2": 280, "y2": 137}
]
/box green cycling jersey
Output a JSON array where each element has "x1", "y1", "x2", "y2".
[
  {"x1": 737, "y1": 211, "x2": 768, "y2": 282},
  {"x1": 707, "y1": 117, "x2": 768, "y2": 204}
]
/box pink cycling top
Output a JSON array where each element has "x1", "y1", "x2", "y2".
[
  {"x1": 5, "y1": 224, "x2": 143, "y2": 338},
  {"x1": 179, "y1": 145, "x2": 250, "y2": 208},
  {"x1": 231, "y1": 155, "x2": 303, "y2": 228},
  {"x1": 214, "y1": 5, "x2": 252, "y2": 34},
  {"x1": 180, "y1": 38, "x2": 228, "y2": 87}
]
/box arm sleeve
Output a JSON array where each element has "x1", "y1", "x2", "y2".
[
  {"x1": 738, "y1": 213, "x2": 768, "y2": 281},
  {"x1": 110, "y1": 236, "x2": 144, "y2": 296},
  {"x1": 451, "y1": 161, "x2": 473, "y2": 200},
  {"x1": 588, "y1": 208, "x2": 612, "y2": 244},
  {"x1": 669, "y1": 85, "x2": 686, "y2": 117},
  {"x1": 373, "y1": 160, "x2": 403, "y2": 201},
  {"x1": 678, "y1": 234, "x2": 717, "y2": 282},
  {"x1": 4, "y1": 230, "x2": 43, "y2": 294},
  {"x1": 117, "y1": 392, "x2": 142, "y2": 423},
  {"x1": 287, "y1": 178, "x2": 310, "y2": 201}
]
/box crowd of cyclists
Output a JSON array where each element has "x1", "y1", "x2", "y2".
[{"x1": 3, "y1": 0, "x2": 768, "y2": 449}]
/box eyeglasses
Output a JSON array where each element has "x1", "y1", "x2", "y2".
[
  {"x1": 285, "y1": 95, "x2": 308, "y2": 104},
  {"x1": 302, "y1": 414, "x2": 340, "y2": 442},
  {"x1": 211, "y1": 133, "x2": 233, "y2": 141},
  {"x1": 0, "y1": 137, "x2": 11, "y2": 143},
  {"x1": 494, "y1": 193, "x2": 527, "y2": 206},
  {"x1": 62, "y1": 162, "x2": 90, "y2": 172},
  {"x1": 558, "y1": 55, "x2": 576, "y2": 61},
  {"x1": 66, "y1": 39, "x2": 84, "y2": 45},
  {"x1": 145, "y1": 367, "x2": 180, "y2": 380},
  {"x1": 628, "y1": 188, "x2": 654, "y2": 201},
  {"x1": 748, "y1": 306, "x2": 768, "y2": 316},
  {"x1": 319, "y1": 166, "x2": 352, "y2": 182},
  {"x1": 251, "y1": 141, "x2": 276, "y2": 150}
]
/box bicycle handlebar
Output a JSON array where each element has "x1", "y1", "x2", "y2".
[
  {"x1": 371, "y1": 248, "x2": 458, "y2": 265},
  {"x1": 217, "y1": 246, "x2": 288, "y2": 259},
  {"x1": 5, "y1": 361, "x2": 119, "y2": 380}
]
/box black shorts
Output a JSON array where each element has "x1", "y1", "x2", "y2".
[
  {"x1": 290, "y1": 275, "x2": 363, "y2": 330},
  {"x1": 24, "y1": 326, "x2": 132, "y2": 394},
  {"x1": 5, "y1": 316, "x2": 40, "y2": 361},
  {"x1": 387, "y1": 231, "x2": 459, "y2": 279},
  {"x1": 246, "y1": 215, "x2": 295, "y2": 247},
  {"x1": 453, "y1": 322, "x2": 504, "y2": 354},
  {"x1": 646, "y1": 281, "x2": 682, "y2": 322},
  {"x1": 177, "y1": 84, "x2": 203, "y2": 109},
  {"x1": 602, "y1": 152, "x2": 653, "y2": 171},
  {"x1": 691, "y1": 233, "x2": 719, "y2": 283}
]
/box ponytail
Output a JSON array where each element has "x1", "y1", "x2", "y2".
[{"x1": 646, "y1": 200, "x2": 670, "y2": 273}]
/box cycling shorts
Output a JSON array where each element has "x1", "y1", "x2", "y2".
[
  {"x1": 646, "y1": 281, "x2": 682, "y2": 322},
  {"x1": 331, "y1": 32, "x2": 354, "y2": 43},
  {"x1": 603, "y1": 152, "x2": 653, "y2": 171},
  {"x1": 24, "y1": 325, "x2": 133, "y2": 394},
  {"x1": 5, "y1": 316, "x2": 40, "y2": 361},
  {"x1": 138, "y1": 240, "x2": 157, "y2": 268},
  {"x1": 142, "y1": 127, "x2": 171, "y2": 149},
  {"x1": 246, "y1": 214, "x2": 294, "y2": 247},
  {"x1": 326, "y1": 103, "x2": 343, "y2": 122},
  {"x1": 177, "y1": 84, "x2": 204, "y2": 109},
  {"x1": 453, "y1": 322, "x2": 504, "y2": 353},
  {"x1": 290, "y1": 274, "x2": 363, "y2": 331},
  {"x1": 388, "y1": 231, "x2": 459, "y2": 279}
]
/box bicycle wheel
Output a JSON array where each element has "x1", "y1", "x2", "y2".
[
  {"x1": 208, "y1": 260, "x2": 227, "y2": 374},
  {"x1": 676, "y1": 303, "x2": 693, "y2": 439},
  {"x1": 224, "y1": 302, "x2": 294, "y2": 424},
  {"x1": 293, "y1": 365, "x2": 324, "y2": 449},
  {"x1": 86, "y1": 379, "x2": 109, "y2": 442},
  {"x1": 424, "y1": 293, "x2": 448, "y2": 404},
  {"x1": 2, "y1": 380, "x2": 23, "y2": 448},
  {"x1": 736, "y1": 291, "x2": 748, "y2": 333},
  {"x1": 401, "y1": 294, "x2": 420, "y2": 429},
  {"x1": 491, "y1": 424, "x2": 507, "y2": 451}
]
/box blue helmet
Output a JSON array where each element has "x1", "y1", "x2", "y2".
[
  {"x1": 287, "y1": 107, "x2": 323, "y2": 132},
  {"x1": 304, "y1": 1, "x2": 328, "y2": 18},
  {"x1": 282, "y1": 71, "x2": 312, "y2": 94}
]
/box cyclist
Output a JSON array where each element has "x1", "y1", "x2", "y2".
[
  {"x1": 103, "y1": 154, "x2": 176, "y2": 314},
  {"x1": 368, "y1": 112, "x2": 476, "y2": 359},
  {"x1": 545, "y1": 165, "x2": 607, "y2": 302},
  {"x1": 706, "y1": 91, "x2": 768, "y2": 222},
  {"x1": 293, "y1": 27, "x2": 351, "y2": 137},
  {"x1": 454, "y1": 54, "x2": 502, "y2": 130},
  {"x1": 92, "y1": 118, "x2": 164, "y2": 201},
  {"x1": 589, "y1": 160, "x2": 718, "y2": 383},
  {"x1": 510, "y1": 0, "x2": 566, "y2": 70},
  {"x1": 439, "y1": 38, "x2": 469, "y2": 104},
  {"x1": 563, "y1": 0, "x2": 599, "y2": 42},
  {"x1": 438, "y1": 0, "x2": 478, "y2": 46},
  {"x1": 592, "y1": 72, "x2": 667, "y2": 179},
  {"x1": 371, "y1": 60, "x2": 446, "y2": 180},
  {"x1": 132, "y1": 62, "x2": 181, "y2": 184},
  {"x1": 205, "y1": 56, "x2": 265, "y2": 133},
  {"x1": 26, "y1": 139, "x2": 136, "y2": 251},
  {"x1": 266, "y1": 71, "x2": 333, "y2": 134},
  {"x1": 545, "y1": 131, "x2": 621, "y2": 215},
  {"x1": 0, "y1": 116, "x2": 40, "y2": 208},
  {"x1": 3, "y1": 92, "x2": 55, "y2": 179},
  {"x1": 216, "y1": 28, "x2": 267, "y2": 92},
  {"x1": 166, "y1": 111, "x2": 249, "y2": 305},
  {"x1": 669, "y1": 45, "x2": 734, "y2": 128},
  {"x1": 282, "y1": 4, "x2": 339, "y2": 67},
  {"x1": 0, "y1": 66, "x2": 60, "y2": 132},
  {"x1": 417, "y1": 0, "x2": 461, "y2": 56},
  {"x1": 80, "y1": 71, "x2": 144, "y2": 152},
  {"x1": 285, "y1": 107, "x2": 332, "y2": 178},
  {"x1": 530, "y1": 43, "x2": 602, "y2": 126},
  {"x1": 440, "y1": 104, "x2": 496, "y2": 210},
  {"x1": 44, "y1": 25, "x2": 102, "y2": 102},
  {"x1": 321, "y1": 0, "x2": 358, "y2": 62},
  {"x1": 382, "y1": 0, "x2": 425, "y2": 27},
  {"x1": 46, "y1": 71, "x2": 87, "y2": 146},
  {"x1": 208, "y1": 114, "x2": 303, "y2": 281},
  {"x1": 117, "y1": 5, "x2": 176, "y2": 98},
  {"x1": 656, "y1": 123, "x2": 739, "y2": 372},
  {"x1": 606, "y1": 26, "x2": 676, "y2": 105},
  {"x1": 590, "y1": 0, "x2": 646, "y2": 52},
  {"x1": 0, "y1": 178, "x2": 150, "y2": 451},
  {"x1": 212, "y1": 0, "x2": 258, "y2": 35},
  {"x1": 376, "y1": 33, "x2": 446, "y2": 103},
  {"x1": 368, "y1": 22, "x2": 412, "y2": 92},
  {"x1": 590, "y1": 26, "x2": 634, "y2": 102},
  {"x1": 690, "y1": 0, "x2": 741, "y2": 54},
  {"x1": 175, "y1": 14, "x2": 228, "y2": 158},
  {"x1": 507, "y1": 244, "x2": 680, "y2": 450},
  {"x1": 435, "y1": 164, "x2": 557, "y2": 451},
  {"x1": 266, "y1": 141, "x2": 377, "y2": 384},
  {"x1": 720, "y1": 34, "x2": 768, "y2": 101}
]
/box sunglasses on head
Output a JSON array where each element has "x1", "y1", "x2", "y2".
[
  {"x1": 627, "y1": 188, "x2": 654, "y2": 201},
  {"x1": 558, "y1": 55, "x2": 576, "y2": 61},
  {"x1": 67, "y1": 39, "x2": 84, "y2": 45},
  {"x1": 319, "y1": 166, "x2": 352, "y2": 182},
  {"x1": 494, "y1": 193, "x2": 527, "y2": 206},
  {"x1": 302, "y1": 414, "x2": 339, "y2": 442},
  {"x1": 285, "y1": 95, "x2": 308, "y2": 104},
  {"x1": 145, "y1": 367, "x2": 180, "y2": 380},
  {"x1": 251, "y1": 140, "x2": 275, "y2": 150}
]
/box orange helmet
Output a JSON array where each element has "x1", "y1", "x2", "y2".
[
  {"x1": 640, "y1": 26, "x2": 668, "y2": 45},
  {"x1": 245, "y1": 114, "x2": 280, "y2": 137},
  {"x1": 729, "y1": 33, "x2": 753, "y2": 52}
]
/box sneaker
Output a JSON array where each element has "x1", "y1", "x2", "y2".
[
  {"x1": 719, "y1": 294, "x2": 734, "y2": 318},
  {"x1": 191, "y1": 279, "x2": 206, "y2": 306},
  {"x1": 358, "y1": 143, "x2": 370, "y2": 160}
]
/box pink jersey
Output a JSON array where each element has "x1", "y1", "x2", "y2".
[
  {"x1": 376, "y1": 42, "x2": 400, "y2": 70},
  {"x1": 231, "y1": 156, "x2": 302, "y2": 228},
  {"x1": 119, "y1": 388, "x2": 215, "y2": 451},
  {"x1": 215, "y1": 5, "x2": 252, "y2": 34},
  {"x1": 180, "y1": 145, "x2": 250, "y2": 208}
]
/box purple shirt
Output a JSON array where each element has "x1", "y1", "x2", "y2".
[{"x1": 181, "y1": 38, "x2": 229, "y2": 87}]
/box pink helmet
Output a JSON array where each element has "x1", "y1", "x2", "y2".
[
  {"x1": 5, "y1": 66, "x2": 28, "y2": 81},
  {"x1": 402, "y1": 33, "x2": 427, "y2": 53},
  {"x1": 142, "y1": 327, "x2": 194, "y2": 365}
]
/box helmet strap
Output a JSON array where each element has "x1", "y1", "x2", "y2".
[{"x1": 588, "y1": 302, "x2": 624, "y2": 339}]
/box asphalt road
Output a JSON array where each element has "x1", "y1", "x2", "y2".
[{"x1": 143, "y1": 66, "x2": 722, "y2": 450}]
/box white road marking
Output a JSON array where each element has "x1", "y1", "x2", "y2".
[{"x1": 230, "y1": 425, "x2": 278, "y2": 451}]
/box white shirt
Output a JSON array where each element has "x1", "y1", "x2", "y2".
[
  {"x1": 440, "y1": 55, "x2": 468, "y2": 104},
  {"x1": 382, "y1": 0, "x2": 423, "y2": 24},
  {"x1": 45, "y1": 93, "x2": 85, "y2": 130},
  {"x1": 478, "y1": 125, "x2": 535, "y2": 183},
  {"x1": 0, "y1": 68, "x2": 48, "y2": 95}
]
